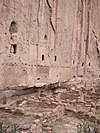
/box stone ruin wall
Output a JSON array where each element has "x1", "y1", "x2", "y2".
[{"x1": 0, "y1": 0, "x2": 100, "y2": 89}]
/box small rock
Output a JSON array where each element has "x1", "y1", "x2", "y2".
[
  {"x1": 13, "y1": 107, "x2": 25, "y2": 115},
  {"x1": 31, "y1": 96, "x2": 37, "y2": 100},
  {"x1": 50, "y1": 98, "x2": 54, "y2": 101},
  {"x1": 71, "y1": 87, "x2": 76, "y2": 91},
  {"x1": 21, "y1": 131, "x2": 27, "y2": 133},
  {"x1": 19, "y1": 101, "x2": 27, "y2": 107},
  {"x1": 33, "y1": 119, "x2": 40, "y2": 124},
  {"x1": 29, "y1": 124, "x2": 37, "y2": 133},
  {"x1": 33, "y1": 113, "x2": 43, "y2": 118},
  {"x1": 42, "y1": 126, "x2": 53, "y2": 132},
  {"x1": 96, "y1": 99, "x2": 100, "y2": 107},
  {"x1": 21, "y1": 123, "x2": 31, "y2": 130},
  {"x1": 23, "y1": 97, "x2": 27, "y2": 100}
]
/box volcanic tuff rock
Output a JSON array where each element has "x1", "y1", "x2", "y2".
[{"x1": 0, "y1": 0, "x2": 100, "y2": 89}]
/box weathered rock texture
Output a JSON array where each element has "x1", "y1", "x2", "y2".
[{"x1": 0, "y1": 0, "x2": 100, "y2": 89}]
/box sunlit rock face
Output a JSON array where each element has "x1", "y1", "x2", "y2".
[{"x1": 0, "y1": 0, "x2": 100, "y2": 89}]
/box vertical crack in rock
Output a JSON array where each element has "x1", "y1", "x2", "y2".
[
  {"x1": 46, "y1": 0, "x2": 56, "y2": 34},
  {"x1": 77, "y1": 0, "x2": 84, "y2": 67},
  {"x1": 72, "y1": 0, "x2": 84, "y2": 76},
  {"x1": 92, "y1": 30, "x2": 100, "y2": 66},
  {"x1": 27, "y1": 0, "x2": 33, "y2": 43},
  {"x1": 3, "y1": 1, "x2": 8, "y2": 7},
  {"x1": 92, "y1": 30, "x2": 99, "y2": 47},
  {"x1": 36, "y1": 0, "x2": 40, "y2": 66},
  {"x1": 26, "y1": 0, "x2": 34, "y2": 68},
  {"x1": 46, "y1": 0, "x2": 52, "y2": 9},
  {"x1": 85, "y1": 0, "x2": 91, "y2": 55},
  {"x1": 37, "y1": 0, "x2": 40, "y2": 26},
  {"x1": 72, "y1": 0, "x2": 92, "y2": 77},
  {"x1": 54, "y1": 0, "x2": 58, "y2": 49},
  {"x1": 13, "y1": 0, "x2": 15, "y2": 13},
  {"x1": 37, "y1": 0, "x2": 40, "y2": 41},
  {"x1": 83, "y1": 0, "x2": 91, "y2": 76}
]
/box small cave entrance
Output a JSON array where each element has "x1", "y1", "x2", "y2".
[
  {"x1": 42, "y1": 54, "x2": 44, "y2": 61},
  {"x1": 82, "y1": 63, "x2": 84, "y2": 66},
  {"x1": 54, "y1": 56, "x2": 57, "y2": 61},
  {"x1": 9, "y1": 21, "x2": 18, "y2": 33},
  {"x1": 44, "y1": 35, "x2": 47, "y2": 40},
  {"x1": 10, "y1": 44, "x2": 17, "y2": 54}
]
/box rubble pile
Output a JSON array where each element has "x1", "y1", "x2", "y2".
[{"x1": 0, "y1": 80, "x2": 100, "y2": 133}]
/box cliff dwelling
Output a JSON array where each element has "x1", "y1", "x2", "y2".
[
  {"x1": 0, "y1": 0, "x2": 100, "y2": 88},
  {"x1": 0, "y1": 0, "x2": 100, "y2": 133}
]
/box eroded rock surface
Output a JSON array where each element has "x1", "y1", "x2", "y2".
[{"x1": 0, "y1": 0, "x2": 100, "y2": 89}]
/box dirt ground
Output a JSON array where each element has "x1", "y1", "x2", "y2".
[{"x1": 0, "y1": 85, "x2": 100, "y2": 133}]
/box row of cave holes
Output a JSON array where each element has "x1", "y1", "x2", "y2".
[
  {"x1": 82, "y1": 62, "x2": 91, "y2": 66},
  {"x1": 9, "y1": 21, "x2": 92, "y2": 65},
  {"x1": 73, "y1": 61, "x2": 91, "y2": 67},
  {"x1": 8, "y1": 21, "x2": 95, "y2": 66},
  {"x1": 10, "y1": 44, "x2": 57, "y2": 62},
  {"x1": 42, "y1": 54, "x2": 57, "y2": 61},
  {"x1": 10, "y1": 47, "x2": 57, "y2": 62}
]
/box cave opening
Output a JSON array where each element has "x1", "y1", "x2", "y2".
[
  {"x1": 54, "y1": 56, "x2": 57, "y2": 61},
  {"x1": 9, "y1": 21, "x2": 18, "y2": 33},
  {"x1": 42, "y1": 54, "x2": 44, "y2": 61},
  {"x1": 10, "y1": 44, "x2": 17, "y2": 54}
]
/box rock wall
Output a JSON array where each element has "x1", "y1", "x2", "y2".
[
  {"x1": 0, "y1": 0, "x2": 100, "y2": 89},
  {"x1": 71, "y1": 0, "x2": 100, "y2": 80}
]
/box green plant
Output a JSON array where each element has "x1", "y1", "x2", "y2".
[
  {"x1": 0, "y1": 122, "x2": 9, "y2": 133},
  {"x1": 0, "y1": 96, "x2": 7, "y2": 105},
  {"x1": 0, "y1": 122, "x2": 21, "y2": 133},
  {"x1": 2, "y1": 96, "x2": 7, "y2": 105},
  {"x1": 77, "y1": 120, "x2": 91, "y2": 133},
  {"x1": 11, "y1": 124, "x2": 21, "y2": 133},
  {"x1": 77, "y1": 120, "x2": 99, "y2": 133}
]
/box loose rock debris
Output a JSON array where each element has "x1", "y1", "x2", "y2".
[{"x1": 0, "y1": 81, "x2": 100, "y2": 133}]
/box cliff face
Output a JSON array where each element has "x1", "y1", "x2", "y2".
[
  {"x1": 72, "y1": 0, "x2": 100, "y2": 80},
  {"x1": 0, "y1": 0, "x2": 100, "y2": 89}
]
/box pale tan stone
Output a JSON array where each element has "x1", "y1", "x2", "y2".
[{"x1": 0, "y1": 0, "x2": 100, "y2": 89}]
